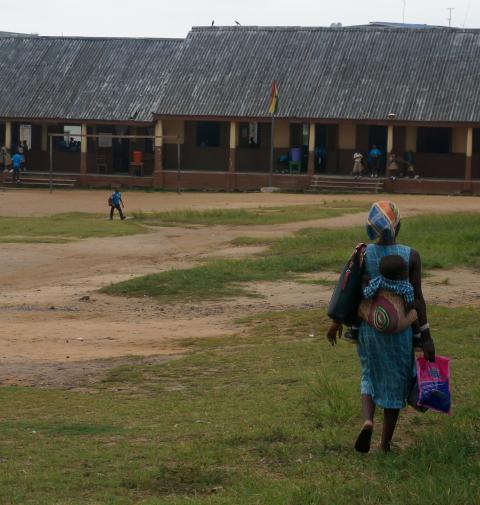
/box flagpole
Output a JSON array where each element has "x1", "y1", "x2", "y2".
[
  {"x1": 268, "y1": 80, "x2": 277, "y2": 187},
  {"x1": 269, "y1": 111, "x2": 275, "y2": 187}
]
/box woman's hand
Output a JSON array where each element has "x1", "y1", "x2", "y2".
[
  {"x1": 327, "y1": 321, "x2": 343, "y2": 346},
  {"x1": 422, "y1": 337, "x2": 435, "y2": 362}
]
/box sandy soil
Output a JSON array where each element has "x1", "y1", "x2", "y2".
[
  {"x1": 0, "y1": 190, "x2": 479, "y2": 387},
  {"x1": 0, "y1": 188, "x2": 479, "y2": 217}
]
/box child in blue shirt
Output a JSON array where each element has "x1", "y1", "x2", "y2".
[
  {"x1": 109, "y1": 189, "x2": 126, "y2": 220},
  {"x1": 11, "y1": 152, "x2": 23, "y2": 183}
]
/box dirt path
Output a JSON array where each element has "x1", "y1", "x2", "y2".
[
  {"x1": 0, "y1": 191, "x2": 479, "y2": 387},
  {"x1": 0, "y1": 188, "x2": 479, "y2": 217}
]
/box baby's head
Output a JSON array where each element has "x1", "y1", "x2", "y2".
[{"x1": 380, "y1": 255, "x2": 408, "y2": 281}]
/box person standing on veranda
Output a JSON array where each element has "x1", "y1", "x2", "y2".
[
  {"x1": 327, "y1": 201, "x2": 435, "y2": 453},
  {"x1": 0, "y1": 147, "x2": 11, "y2": 172},
  {"x1": 11, "y1": 151, "x2": 23, "y2": 184},
  {"x1": 368, "y1": 145, "x2": 382, "y2": 177},
  {"x1": 352, "y1": 151, "x2": 364, "y2": 178}
]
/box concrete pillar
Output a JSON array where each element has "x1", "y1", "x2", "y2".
[
  {"x1": 405, "y1": 127, "x2": 417, "y2": 152},
  {"x1": 307, "y1": 122, "x2": 315, "y2": 176},
  {"x1": 387, "y1": 125, "x2": 394, "y2": 153},
  {"x1": 465, "y1": 127, "x2": 473, "y2": 181},
  {"x1": 153, "y1": 120, "x2": 163, "y2": 188},
  {"x1": 41, "y1": 124, "x2": 48, "y2": 151},
  {"x1": 229, "y1": 121, "x2": 237, "y2": 172},
  {"x1": 80, "y1": 123, "x2": 87, "y2": 180},
  {"x1": 228, "y1": 121, "x2": 237, "y2": 191},
  {"x1": 5, "y1": 121, "x2": 12, "y2": 149}
]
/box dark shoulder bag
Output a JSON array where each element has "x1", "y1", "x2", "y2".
[{"x1": 327, "y1": 243, "x2": 367, "y2": 325}]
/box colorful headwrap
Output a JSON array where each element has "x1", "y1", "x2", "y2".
[{"x1": 366, "y1": 201, "x2": 401, "y2": 241}]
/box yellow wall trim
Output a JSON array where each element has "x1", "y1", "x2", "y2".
[
  {"x1": 163, "y1": 118, "x2": 184, "y2": 144},
  {"x1": 338, "y1": 123, "x2": 356, "y2": 149}
]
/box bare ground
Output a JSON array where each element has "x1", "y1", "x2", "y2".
[{"x1": 0, "y1": 190, "x2": 479, "y2": 387}]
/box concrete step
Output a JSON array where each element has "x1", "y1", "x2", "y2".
[
  {"x1": 310, "y1": 179, "x2": 383, "y2": 186},
  {"x1": 311, "y1": 176, "x2": 383, "y2": 183},
  {"x1": 305, "y1": 186, "x2": 382, "y2": 195},
  {"x1": 308, "y1": 175, "x2": 384, "y2": 193},
  {"x1": 310, "y1": 180, "x2": 382, "y2": 188},
  {"x1": 4, "y1": 176, "x2": 76, "y2": 188}
]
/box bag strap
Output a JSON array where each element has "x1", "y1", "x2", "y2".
[
  {"x1": 351, "y1": 243, "x2": 367, "y2": 266},
  {"x1": 341, "y1": 243, "x2": 367, "y2": 290}
]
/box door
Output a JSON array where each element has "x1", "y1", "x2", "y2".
[
  {"x1": 368, "y1": 125, "x2": 387, "y2": 154},
  {"x1": 368, "y1": 125, "x2": 387, "y2": 173}
]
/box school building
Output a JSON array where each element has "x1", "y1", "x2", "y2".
[{"x1": 1, "y1": 25, "x2": 480, "y2": 194}]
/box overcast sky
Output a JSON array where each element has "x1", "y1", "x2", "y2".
[{"x1": 1, "y1": 0, "x2": 478, "y2": 38}]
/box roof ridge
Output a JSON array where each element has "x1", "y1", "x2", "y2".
[
  {"x1": 191, "y1": 25, "x2": 480, "y2": 33},
  {"x1": 0, "y1": 35, "x2": 184, "y2": 41}
]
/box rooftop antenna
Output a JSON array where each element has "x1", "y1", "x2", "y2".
[
  {"x1": 447, "y1": 7, "x2": 454, "y2": 27},
  {"x1": 462, "y1": 0, "x2": 472, "y2": 27},
  {"x1": 402, "y1": 0, "x2": 406, "y2": 23}
]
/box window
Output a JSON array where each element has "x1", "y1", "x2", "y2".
[
  {"x1": 239, "y1": 122, "x2": 260, "y2": 147},
  {"x1": 61, "y1": 125, "x2": 83, "y2": 151},
  {"x1": 417, "y1": 127, "x2": 451, "y2": 154},
  {"x1": 19, "y1": 124, "x2": 32, "y2": 149},
  {"x1": 290, "y1": 123, "x2": 309, "y2": 147},
  {"x1": 64, "y1": 125, "x2": 81, "y2": 142},
  {"x1": 197, "y1": 122, "x2": 220, "y2": 147},
  {"x1": 98, "y1": 133, "x2": 113, "y2": 148},
  {"x1": 302, "y1": 123, "x2": 309, "y2": 146}
]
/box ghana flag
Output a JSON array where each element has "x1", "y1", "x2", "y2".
[{"x1": 268, "y1": 81, "x2": 278, "y2": 114}]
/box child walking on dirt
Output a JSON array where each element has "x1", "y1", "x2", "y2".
[{"x1": 109, "y1": 188, "x2": 126, "y2": 220}]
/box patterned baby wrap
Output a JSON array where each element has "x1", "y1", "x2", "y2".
[{"x1": 358, "y1": 272, "x2": 417, "y2": 334}]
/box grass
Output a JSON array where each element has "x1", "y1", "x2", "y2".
[
  {"x1": 131, "y1": 201, "x2": 368, "y2": 226},
  {"x1": 0, "y1": 305, "x2": 478, "y2": 504},
  {"x1": 0, "y1": 213, "x2": 145, "y2": 242},
  {"x1": 0, "y1": 202, "x2": 366, "y2": 243},
  {"x1": 103, "y1": 212, "x2": 480, "y2": 303},
  {"x1": 229, "y1": 236, "x2": 278, "y2": 247}
]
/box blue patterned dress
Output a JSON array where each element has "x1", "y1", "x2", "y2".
[{"x1": 357, "y1": 243, "x2": 415, "y2": 409}]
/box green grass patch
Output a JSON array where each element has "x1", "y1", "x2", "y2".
[
  {"x1": 0, "y1": 213, "x2": 146, "y2": 242},
  {"x1": 0, "y1": 202, "x2": 366, "y2": 243},
  {"x1": 229, "y1": 236, "x2": 278, "y2": 247},
  {"x1": 0, "y1": 305, "x2": 478, "y2": 504},
  {"x1": 102, "y1": 259, "x2": 275, "y2": 300},
  {"x1": 103, "y1": 212, "x2": 480, "y2": 303},
  {"x1": 132, "y1": 201, "x2": 368, "y2": 226}
]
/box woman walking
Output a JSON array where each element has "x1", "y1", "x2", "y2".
[{"x1": 327, "y1": 201, "x2": 435, "y2": 453}]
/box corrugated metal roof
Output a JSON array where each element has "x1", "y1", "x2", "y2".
[
  {"x1": 156, "y1": 26, "x2": 480, "y2": 123},
  {"x1": 0, "y1": 31, "x2": 38, "y2": 37},
  {"x1": 0, "y1": 36, "x2": 182, "y2": 122}
]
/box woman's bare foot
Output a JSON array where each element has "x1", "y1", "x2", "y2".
[{"x1": 354, "y1": 420, "x2": 374, "y2": 453}]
